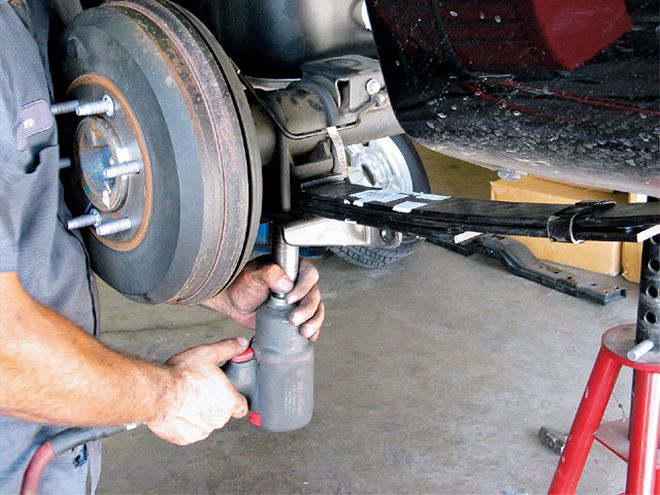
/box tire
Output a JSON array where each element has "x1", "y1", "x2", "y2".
[{"x1": 331, "y1": 134, "x2": 431, "y2": 268}]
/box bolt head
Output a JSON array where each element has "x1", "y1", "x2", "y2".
[
  {"x1": 365, "y1": 78, "x2": 382, "y2": 96},
  {"x1": 66, "y1": 38, "x2": 80, "y2": 61},
  {"x1": 497, "y1": 169, "x2": 523, "y2": 181},
  {"x1": 380, "y1": 228, "x2": 395, "y2": 244}
]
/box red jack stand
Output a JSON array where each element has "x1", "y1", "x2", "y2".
[{"x1": 548, "y1": 238, "x2": 660, "y2": 495}]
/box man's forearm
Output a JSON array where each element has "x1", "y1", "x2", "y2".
[{"x1": 0, "y1": 273, "x2": 173, "y2": 426}]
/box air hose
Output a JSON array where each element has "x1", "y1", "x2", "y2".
[{"x1": 21, "y1": 424, "x2": 139, "y2": 495}]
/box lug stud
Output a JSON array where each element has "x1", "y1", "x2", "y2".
[
  {"x1": 76, "y1": 95, "x2": 115, "y2": 117},
  {"x1": 50, "y1": 95, "x2": 115, "y2": 118},
  {"x1": 50, "y1": 100, "x2": 81, "y2": 115},
  {"x1": 103, "y1": 160, "x2": 141, "y2": 180},
  {"x1": 67, "y1": 209, "x2": 101, "y2": 230},
  {"x1": 95, "y1": 217, "x2": 132, "y2": 237}
]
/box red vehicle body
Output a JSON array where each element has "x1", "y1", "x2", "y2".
[{"x1": 365, "y1": 0, "x2": 659, "y2": 195}]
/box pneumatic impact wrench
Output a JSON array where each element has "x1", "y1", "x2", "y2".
[
  {"x1": 222, "y1": 225, "x2": 314, "y2": 432},
  {"x1": 21, "y1": 225, "x2": 314, "y2": 494}
]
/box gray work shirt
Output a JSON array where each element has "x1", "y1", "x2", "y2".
[{"x1": 0, "y1": 0, "x2": 101, "y2": 492}]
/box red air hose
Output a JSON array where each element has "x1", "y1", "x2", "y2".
[
  {"x1": 21, "y1": 442, "x2": 56, "y2": 495},
  {"x1": 20, "y1": 425, "x2": 135, "y2": 495}
]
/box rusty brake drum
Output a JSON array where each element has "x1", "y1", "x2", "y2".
[{"x1": 60, "y1": 0, "x2": 262, "y2": 305}]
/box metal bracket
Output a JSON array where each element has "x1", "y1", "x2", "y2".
[
  {"x1": 282, "y1": 217, "x2": 402, "y2": 248},
  {"x1": 547, "y1": 200, "x2": 617, "y2": 243},
  {"x1": 326, "y1": 126, "x2": 348, "y2": 179},
  {"x1": 429, "y1": 234, "x2": 627, "y2": 305},
  {"x1": 301, "y1": 55, "x2": 385, "y2": 114}
]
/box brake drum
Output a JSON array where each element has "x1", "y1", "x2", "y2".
[{"x1": 61, "y1": 0, "x2": 262, "y2": 304}]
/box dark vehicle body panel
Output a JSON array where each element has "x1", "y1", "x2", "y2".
[{"x1": 365, "y1": 0, "x2": 659, "y2": 195}]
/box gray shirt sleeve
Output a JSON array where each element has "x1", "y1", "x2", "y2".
[{"x1": 0, "y1": 67, "x2": 22, "y2": 273}]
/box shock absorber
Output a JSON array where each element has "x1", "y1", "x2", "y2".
[{"x1": 223, "y1": 224, "x2": 315, "y2": 432}]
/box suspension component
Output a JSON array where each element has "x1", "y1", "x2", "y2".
[
  {"x1": 246, "y1": 54, "x2": 403, "y2": 207},
  {"x1": 296, "y1": 182, "x2": 660, "y2": 243},
  {"x1": 282, "y1": 217, "x2": 402, "y2": 249}
]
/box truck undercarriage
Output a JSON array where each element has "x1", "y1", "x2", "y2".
[{"x1": 50, "y1": 0, "x2": 659, "y2": 304}]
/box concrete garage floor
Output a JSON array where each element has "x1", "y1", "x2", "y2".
[
  {"x1": 97, "y1": 250, "x2": 639, "y2": 495},
  {"x1": 96, "y1": 151, "x2": 639, "y2": 494}
]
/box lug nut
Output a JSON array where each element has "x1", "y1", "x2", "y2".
[
  {"x1": 627, "y1": 339, "x2": 655, "y2": 361},
  {"x1": 51, "y1": 95, "x2": 115, "y2": 117},
  {"x1": 95, "y1": 217, "x2": 132, "y2": 237},
  {"x1": 67, "y1": 209, "x2": 101, "y2": 230},
  {"x1": 538, "y1": 426, "x2": 567, "y2": 455},
  {"x1": 103, "y1": 160, "x2": 142, "y2": 180}
]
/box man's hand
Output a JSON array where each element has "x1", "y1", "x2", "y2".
[
  {"x1": 203, "y1": 258, "x2": 324, "y2": 342},
  {"x1": 0, "y1": 273, "x2": 250, "y2": 446},
  {"x1": 147, "y1": 337, "x2": 249, "y2": 446}
]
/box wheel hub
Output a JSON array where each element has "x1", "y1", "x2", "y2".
[
  {"x1": 76, "y1": 118, "x2": 128, "y2": 211},
  {"x1": 69, "y1": 74, "x2": 154, "y2": 251},
  {"x1": 346, "y1": 137, "x2": 414, "y2": 191}
]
